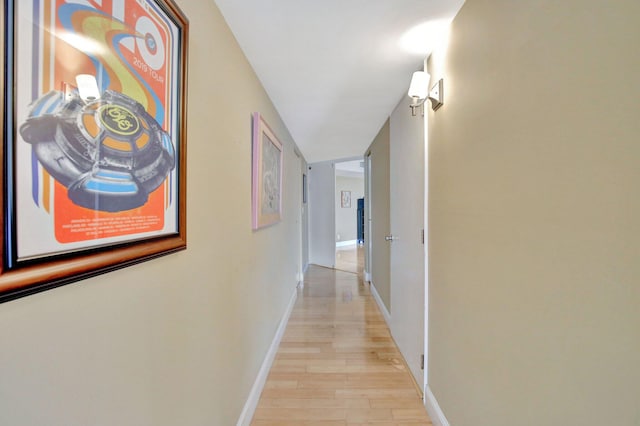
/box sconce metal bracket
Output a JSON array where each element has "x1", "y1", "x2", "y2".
[
  {"x1": 409, "y1": 98, "x2": 426, "y2": 116},
  {"x1": 428, "y1": 79, "x2": 444, "y2": 111}
]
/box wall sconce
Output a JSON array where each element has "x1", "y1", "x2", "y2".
[{"x1": 408, "y1": 71, "x2": 443, "y2": 116}]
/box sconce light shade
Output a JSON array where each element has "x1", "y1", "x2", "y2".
[
  {"x1": 75, "y1": 74, "x2": 101, "y2": 102},
  {"x1": 408, "y1": 71, "x2": 430, "y2": 100}
]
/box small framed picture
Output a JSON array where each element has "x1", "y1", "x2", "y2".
[
  {"x1": 341, "y1": 190, "x2": 351, "y2": 208},
  {"x1": 302, "y1": 174, "x2": 307, "y2": 204},
  {"x1": 252, "y1": 113, "x2": 283, "y2": 229}
]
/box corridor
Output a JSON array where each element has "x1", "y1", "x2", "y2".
[{"x1": 251, "y1": 265, "x2": 431, "y2": 425}]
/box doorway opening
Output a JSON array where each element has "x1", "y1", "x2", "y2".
[{"x1": 334, "y1": 159, "x2": 365, "y2": 274}]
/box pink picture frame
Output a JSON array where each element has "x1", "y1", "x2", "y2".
[{"x1": 252, "y1": 113, "x2": 283, "y2": 230}]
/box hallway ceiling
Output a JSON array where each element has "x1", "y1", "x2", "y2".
[{"x1": 214, "y1": 0, "x2": 466, "y2": 163}]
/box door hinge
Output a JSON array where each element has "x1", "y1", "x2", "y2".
[
  {"x1": 420, "y1": 354, "x2": 424, "y2": 370},
  {"x1": 421, "y1": 229, "x2": 424, "y2": 245}
]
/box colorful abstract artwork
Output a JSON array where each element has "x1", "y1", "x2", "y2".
[{"x1": 0, "y1": 0, "x2": 188, "y2": 302}]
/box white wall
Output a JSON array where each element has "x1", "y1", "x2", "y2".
[
  {"x1": 308, "y1": 161, "x2": 335, "y2": 268},
  {"x1": 0, "y1": 2, "x2": 307, "y2": 425},
  {"x1": 335, "y1": 175, "x2": 364, "y2": 243}
]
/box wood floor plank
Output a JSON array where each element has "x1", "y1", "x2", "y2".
[
  {"x1": 259, "y1": 398, "x2": 370, "y2": 409},
  {"x1": 251, "y1": 258, "x2": 431, "y2": 425},
  {"x1": 392, "y1": 408, "x2": 432, "y2": 420},
  {"x1": 254, "y1": 407, "x2": 347, "y2": 421}
]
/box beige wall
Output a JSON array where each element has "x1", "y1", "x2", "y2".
[
  {"x1": 0, "y1": 1, "x2": 306, "y2": 425},
  {"x1": 427, "y1": 0, "x2": 640, "y2": 424},
  {"x1": 335, "y1": 175, "x2": 364, "y2": 242},
  {"x1": 366, "y1": 120, "x2": 391, "y2": 312}
]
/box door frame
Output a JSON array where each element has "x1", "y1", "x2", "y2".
[
  {"x1": 364, "y1": 152, "x2": 373, "y2": 282},
  {"x1": 294, "y1": 150, "x2": 304, "y2": 284}
]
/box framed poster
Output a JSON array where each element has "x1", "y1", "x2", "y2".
[
  {"x1": 252, "y1": 112, "x2": 283, "y2": 230},
  {"x1": 341, "y1": 190, "x2": 351, "y2": 208},
  {"x1": 0, "y1": 0, "x2": 189, "y2": 302}
]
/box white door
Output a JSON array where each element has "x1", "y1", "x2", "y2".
[
  {"x1": 366, "y1": 123, "x2": 392, "y2": 318},
  {"x1": 389, "y1": 99, "x2": 425, "y2": 388},
  {"x1": 295, "y1": 152, "x2": 303, "y2": 282},
  {"x1": 365, "y1": 154, "x2": 373, "y2": 280},
  {"x1": 308, "y1": 161, "x2": 336, "y2": 268}
]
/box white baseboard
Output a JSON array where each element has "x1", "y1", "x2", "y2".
[
  {"x1": 368, "y1": 280, "x2": 391, "y2": 326},
  {"x1": 336, "y1": 240, "x2": 357, "y2": 248},
  {"x1": 236, "y1": 287, "x2": 298, "y2": 426},
  {"x1": 425, "y1": 386, "x2": 450, "y2": 426},
  {"x1": 364, "y1": 271, "x2": 371, "y2": 282}
]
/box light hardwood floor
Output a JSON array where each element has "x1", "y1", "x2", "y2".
[
  {"x1": 251, "y1": 263, "x2": 432, "y2": 425},
  {"x1": 335, "y1": 244, "x2": 364, "y2": 275}
]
